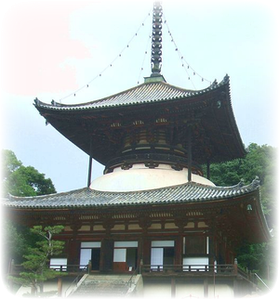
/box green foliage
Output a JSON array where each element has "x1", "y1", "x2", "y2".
[
  {"x1": 9, "y1": 225, "x2": 65, "y2": 295},
  {"x1": 207, "y1": 143, "x2": 277, "y2": 278},
  {"x1": 0, "y1": 149, "x2": 56, "y2": 272},
  {"x1": 1, "y1": 149, "x2": 56, "y2": 197},
  {"x1": 4, "y1": 221, "x2": 27, "y2": 264}
]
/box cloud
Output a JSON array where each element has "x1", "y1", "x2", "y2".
[{"x1": 0, "y1": 1, "x2": 91, "y2": 95}]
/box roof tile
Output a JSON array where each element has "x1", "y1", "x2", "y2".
[{"x1": 3, "y1": 181, "x2": 259, "y2": 210}]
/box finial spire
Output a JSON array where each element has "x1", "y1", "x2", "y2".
[{"x1": 151, "y1": 2, "x2": 163, "y2": 76}]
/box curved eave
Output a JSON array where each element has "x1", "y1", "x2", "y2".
[
  {"x1": 34, "y1": 76, "x2": 227, "y2": 111},
  {"x1": 34, "y1": 75, "x2": 245, "y2": 165},
  {"x1": 3, "y1": 180, "x2": 262, "y2": 210},
  {"x1": 3, "y1": 180, "x2": 271, "y2": 243}
]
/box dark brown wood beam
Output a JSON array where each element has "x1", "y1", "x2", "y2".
[
  {"x1": 187, "y1": 127, "x2": 192, "y2": 182},
  {"x1": 87, "y1": 137, "x2": 93, "y2": 187}
]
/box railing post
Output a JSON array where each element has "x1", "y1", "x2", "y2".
[
  {"x1": 88, "y1": 260, "x2": 92, "y2": 273},
  {"x1": 233, "y1": 258, "x2": 238, "y2": 275},
  {"x1": 139, "y1": 259, "x2": 143, "y2": 274},
  {"x1": 9, "y1": 259, "x2": 14, "y2": 275}
]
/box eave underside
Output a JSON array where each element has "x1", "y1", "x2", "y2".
[
  {"x1": 4, "y1": 182, "x2": 270, "y2": 244},
  {"x1": 35, "y1": 82, "x2": 245, "y2": 166}
]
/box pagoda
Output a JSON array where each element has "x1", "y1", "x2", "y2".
[{"x1": 4, "y1": 2, "x2": 271, "y2": 298}]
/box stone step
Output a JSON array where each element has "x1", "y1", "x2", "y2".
[{"x1": 71, "y1": 275, "x2": 132, "y2": 297}]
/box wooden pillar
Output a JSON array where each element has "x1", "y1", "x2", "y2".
[
  {"x1": 187, "y1": 127, "x2": 192, "y2": 182},
  {"x1": 87, "y1": 156, "x2": 93, "y2": 187},
  {"x1": 209, "y1": 233, "x2": 215, "y2": 266},
  {"x1": 87, "y1": 137, "x2": 93, "y2": 187},
  {"x1": 57, "y1": 277, "x2": 63, "y2": 297},
  {"x1": 171, "y1": 277, "x2": 176, "y2": 298},
  {"x1": 174, "y1": 235, "x2": 183, "y2": 266},
  {"x1": 100, "y1": 238, "x2": 114, "y2": 272},
  {"x1": 137, "y1": 237, "x2": 143, "y2": 274},
  {"x1": 9, "y1": 260, "x2": 15, "y2": 291},
  {"x1": 67, "y1": 239, "x2": 80, "y2": 265},
  {"x1": 208, "y1": 219, "x2": 216, "y2": 268},
  {"x1": 204, "y1": 277, "x2": 209, "y2": 298},
  {"x1": 142, "y1": 238, "x2": 151, "y2": 266},
  {"x1": 233, "y1": 278, "x2": 239, "y2": 297}
]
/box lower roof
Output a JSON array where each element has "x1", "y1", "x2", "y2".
[
  {"x1": 4, "y1": 178, "x2": 271, "y2": 243},
  {"x1": 4, "y1": 179, "x2": 261, "y2": 210}
]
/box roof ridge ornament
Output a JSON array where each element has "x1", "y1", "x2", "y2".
[
  {"x1": 236, "y1": 178, "x2": 245, "y2": 188},
  {"x1": 151, "y1": 2, "x2": 163, "y2": 76},
  {"x1": 252, "y1": 176, "x2": 261, "y2": 188}
]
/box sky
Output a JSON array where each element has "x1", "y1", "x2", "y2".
[{"x1": 0, "y1": 0, "x2": 278, "y2": 193}]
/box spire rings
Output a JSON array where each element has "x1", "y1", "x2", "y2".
[{"x1": 151, "y1": 2, "x2": 163, "y2": 75}]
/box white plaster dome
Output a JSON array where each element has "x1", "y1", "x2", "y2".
[{"x1": 90, "y1": 163, "x2": 215, "y2": 192}]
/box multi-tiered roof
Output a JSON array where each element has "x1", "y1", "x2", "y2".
[{"x1": 4, "y1": 2, "x2": 271, "y2": 246}]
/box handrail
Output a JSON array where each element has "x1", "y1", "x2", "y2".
[
  {"x1": 142, "y1": 264, "x2": 234, "y2": 272},
  {"x1": 142, "y1": 264, "x2": 235, "y2": 274},
  {"x1": 11, "y1": 264, "x2": 88, "y2": 275},
  {"x1": 126, "y1": 267, "x2": 138, "y2": 289},
  {"x1": 64, "y1": 265, "x2": 88, "y2": 297},
  {"x1": 253, "y1": 273, "x2": 270, "y2": 290}
]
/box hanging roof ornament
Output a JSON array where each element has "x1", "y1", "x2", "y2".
[{"x1": 151, "y1": 2, "x2": 163, "y2": 77}]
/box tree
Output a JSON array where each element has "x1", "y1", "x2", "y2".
[
  {"x1": 0, "y1": 149, "x2": 56, "y2": 274},
  {"x1": 10, "y1": 225, "x2": 65, "y2": 296},
  {"x1": 207, "y1": 143, "x2": 277, "y2": 280},
  {"x1": 1, "y1": 149, "x2": 56, "y2": 197},
  {"x1": 4, "y1": 221, "x2": 28, "y2": 275}
]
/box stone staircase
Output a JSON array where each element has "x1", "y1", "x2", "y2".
[{"x1": 70, "y1": 274, "x2": 134, "y2": 297}]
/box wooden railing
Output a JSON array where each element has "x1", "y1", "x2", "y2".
[
  {"x1": 141, "y1": 263, "x2": 265, "y2": 288},
  {"x1": 141, "y1": 264, "x2": 238, "y2": 276},
  {"x1": 10, "y1": 264, "x2": 88, "y2": 276},
  {"x1": 11, "y1": 263, "x2": 251, "y2": 281}
]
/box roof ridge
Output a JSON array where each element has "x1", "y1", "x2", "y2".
[
  {"x1": 3, "y1": 180, "x2": 260, "y2": 209},
  {"x1": 34, "y1": 78, "x2": 225, "y2": 110},
  {"x1": 6, "y1": 187, "x2": 90, "y2": 200}
]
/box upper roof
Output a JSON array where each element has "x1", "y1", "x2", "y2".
[
  {"x1": 35, "y1": 77, "x2": 220, "y2": 111},
  {"x1": 34, "y1": 75, "x2": 246, "y2": 166}
]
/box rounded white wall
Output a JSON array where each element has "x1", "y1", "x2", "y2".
[{"x1": 90, "y1": 164, "x2": 215, "y2": 192}]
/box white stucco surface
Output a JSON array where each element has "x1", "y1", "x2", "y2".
[
  {"x1": 143, "y1": 283, "x2": 234, "y2": 299},
  {"x1": 143, "y1": 283, "x2": 172, "y2": 298},
  {"x1": 90, "y1": 164, "x2": 215, "y2": 192}
]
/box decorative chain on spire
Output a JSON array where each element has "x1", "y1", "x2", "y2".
[{"x1": 151, "y1": 2, "x2": 163, "y2": 76}]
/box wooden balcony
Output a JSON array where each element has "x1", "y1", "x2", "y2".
[
  {"x1": 141, "y1": 264, "x2": 250, "y2": 280},
  {"x1": 10, "y1": 263, "x2": 252, "y2": 283}
]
